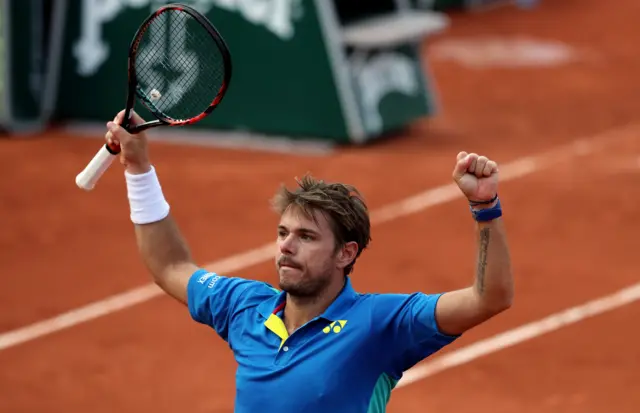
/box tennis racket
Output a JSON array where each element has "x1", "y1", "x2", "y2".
[{"x1": 75, "y1": 3, "x2": 232, "y2": 191}]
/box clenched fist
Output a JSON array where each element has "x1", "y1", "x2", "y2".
[
  {"x1": 105, "y1": 110, "x2": 151, "y2": 175},
  {"x1": 452, "y1": 152, "x2": 499, "y2": 205}
]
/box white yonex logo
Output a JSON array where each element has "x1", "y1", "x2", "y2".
[
  {"x1": 197, "y1": 273, "x2": 214, "y2": 284},
  {"x1": 207, "y1": 276, "x2": 221, "y2": 289},
  {"x1": 197, "y1": 272, "x2": 221, "y2": 289}
]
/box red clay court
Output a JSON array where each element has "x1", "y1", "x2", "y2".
[{"x1": 1, "y1": 1, "x2": 639, "y2": 412}]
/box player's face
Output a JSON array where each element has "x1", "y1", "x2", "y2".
[{"x1": 275, "y1": 206, "x2": 340, "y2": 297}]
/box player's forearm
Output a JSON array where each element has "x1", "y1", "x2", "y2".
[
  {"x1": 125, "y1": 166, "x2": 195, "y2": 285},
  {"x1": 134, "y1": 214, "x2": 194, "y2": 282},
  {"x1": 473, "y1": 217, "x2": 513, "y2": 313}
]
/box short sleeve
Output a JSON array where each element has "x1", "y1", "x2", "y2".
[
  {"x1": 371, "y1": 292, "x2": 459, "y2": 379},
  {"x1": 187, "y1": 268, "x2": 261, "y2": 342}
]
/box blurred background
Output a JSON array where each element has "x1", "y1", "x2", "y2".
[{"x1": 1, "y1": 0, "x2": 639, "y2": 412}]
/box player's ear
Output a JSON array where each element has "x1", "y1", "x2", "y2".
[{"x1": 336, "y1": 241, "x2": 358, "y2": 269}]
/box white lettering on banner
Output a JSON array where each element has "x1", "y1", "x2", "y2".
[
  {"x1": 350, "y1": 52, "x2": 420, "y2": 134},
  {"x1": 73, "y1": 0, "x2": 303, "y2": 77},
  {"x1": 208, "y1": 0, "x2": 303, "y2": 39},
  {"x1": 209, "y1": 0, "x2": 302, "y2": 40},
  {"x1": 73, "y1": 0, "x2": 123, "y2": 76}
]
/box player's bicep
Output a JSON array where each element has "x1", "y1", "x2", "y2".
[
  {"x1": 435, "y1": 287, "x2": 495, "y2": 336},
  {"x1": 154, "y1": 262, "x2": 199, "y2": 305}
]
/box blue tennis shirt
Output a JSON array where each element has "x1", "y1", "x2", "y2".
[{"x1": 188, "y1": 268, "x2": 459, "y2": 413}]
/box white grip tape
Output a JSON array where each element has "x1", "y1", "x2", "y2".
[{"x1": 75, "y1": 145, "x2": 117, "y2": 191}]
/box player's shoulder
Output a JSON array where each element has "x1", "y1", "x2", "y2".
[
  {"x1": 354, "y1": 290, "x2": 443, "y2": 312},
  {"x1": 348, "y1": 291, "x2": 404, "y2": 313},
  {"x1": 243, "y1": 279, "x2": 281, "y2": 300},
  {"x1": 355, "y1": 290, "x2": 416, "y2": 303}
]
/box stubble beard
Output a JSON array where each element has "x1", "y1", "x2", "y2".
[{"x1": 278, "y1": 267, "x2": 333, "y2": 298}]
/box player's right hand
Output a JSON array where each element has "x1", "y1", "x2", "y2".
[{"x1": 105, "y1": 110, "x2": 151, "y2": 175}]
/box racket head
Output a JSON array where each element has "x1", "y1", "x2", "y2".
[{"x1": 122, "y1": 3, "x2": 232, "y2": 132}]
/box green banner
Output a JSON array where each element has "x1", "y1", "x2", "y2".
[
  {"x1": 37, "y1": 1, "x2": 445, "y2": 144},
  {"x1": 55, "y1": 0, "x2": 355, "y2": 141}
]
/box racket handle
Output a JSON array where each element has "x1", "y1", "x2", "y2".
[{"x1": 75, "y1": 144, "x2": 119, "y2": 191}]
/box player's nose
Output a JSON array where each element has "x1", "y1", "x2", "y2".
[{"x1": 278, "y1": 234, "x2": 296, "y2": 255}]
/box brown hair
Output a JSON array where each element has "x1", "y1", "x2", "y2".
[{"x1": 271, "y1": 173, "x2": 371, "y2": 276}]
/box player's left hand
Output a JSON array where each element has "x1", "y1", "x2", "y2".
[{"x1": 452, "y1": 152, "x2": 499, "y2": 203}]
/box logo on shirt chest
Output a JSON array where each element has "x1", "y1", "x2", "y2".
[{"x1": 323, "y1": 320, "x2": 347, "y2": 334}]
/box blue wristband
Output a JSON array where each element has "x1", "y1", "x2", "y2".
[{"x1": 471, "y1": 198, "x2": 502, "y2": 222}]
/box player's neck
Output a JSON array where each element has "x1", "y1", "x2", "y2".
[{"x1": 283, "y1": 276, "x2": 345, "y2": 335}]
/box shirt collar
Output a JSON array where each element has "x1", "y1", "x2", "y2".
[
  {"x1": 321, "y1": 276, "x2": 359, "y2": 320},
  {"x1": 257, "y1": 276, "x2": 359, "y2": 322}
]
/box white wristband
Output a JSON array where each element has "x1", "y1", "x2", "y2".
[{"x1": 125, "y1": 166, "x2": 170, "y2": 225}]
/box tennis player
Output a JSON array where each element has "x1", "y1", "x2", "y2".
[{"x1": 105, "y1": 109, "x2": 514, "y2": 413}]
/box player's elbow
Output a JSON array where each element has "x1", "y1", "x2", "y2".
[
  {"x1": 476, "y1": 285, "x2": 513, "y2": 317},
  {"x1": 145, "y1": 260, "x2": 193, "y2": 285},
  {"x1": 487, "y1": 287, "x2": 514, "y2": 315},
  {"x1": 149, "y1": 269, "x2": 172, "y2": 293},
  {"x1": 150, "y1": 263, "x2": 194, "y2": 304},
  {"x1": 495, "y1": 294, "x2": 513, "y2": 314},
  {"x1": 501, "y1": 278, "x2": 515, "y2": 311}
]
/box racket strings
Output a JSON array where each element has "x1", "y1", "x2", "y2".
[{"x1": 135, "y1": 10, "x2": 226, "y2": 121}]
